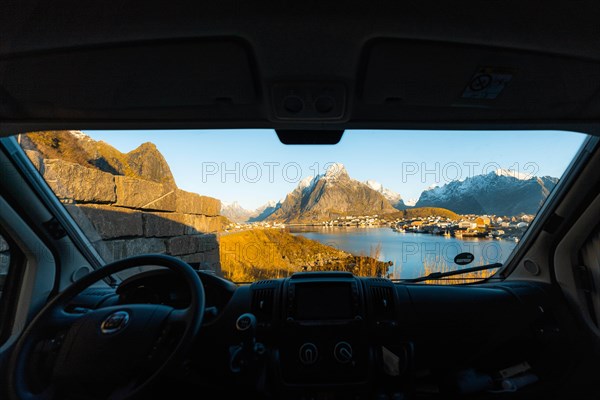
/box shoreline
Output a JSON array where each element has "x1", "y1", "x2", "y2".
[{"x1": 287, "y1": 225, "x2": 515, "y2": 242}]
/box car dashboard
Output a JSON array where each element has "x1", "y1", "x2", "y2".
[{"x1": 73, "y1": 270, "x2": 580, "y2": 400}]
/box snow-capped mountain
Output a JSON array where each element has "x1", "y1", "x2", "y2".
[
  {"x1": 415, "y1": 169, "x2": 558, "y2": 215},
  {"x1": 404, "y1": 198, "x2": 418, "y2": 207},
  {"x1": 364, "y1": 180, "x2": 406, "y2": 209},
  {"x1": 220, "y1": 201, "x2": 254, "y2": 223},
  {"x1": 247, "y1": 200, "x2": 281, "y2": 222},
  {"x1": 493, "y1": 168, "x2": 533, "y2": 180},
  {"x1": 68, "y1": 130, "x2": 92, "y2": 141},
  {"x1": 221, "y1": 200, "x2": 281, "y2": 223},
  {"x1": 267, "y1": 163, "x2": 399, "y2": 222}
]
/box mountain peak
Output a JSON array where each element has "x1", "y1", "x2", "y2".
[
  {"x1": 267, "y1": 163, "x2": 398, "y2": 222},
  {"x1": 263, "y1": 199, "x2": 278, "y2": 208},
  {"x1": 126, "y1": 141, "x2": 176, "y2": 187},
  {"x1": 323, "y1": 162, "x2": 349, "y2": 180},
  {"x1": 365, "y1": 180, "x2": 383, "y2": 192},
  {"x1": 364, "y1": 179, "x2": 405, "y2": 209},
  {"x1": 298, "y1": 175, "x2": 315, "y2": 190},
  {"x1": 134, "y1": 142, "x2": 158, "y2": 151},
  {"x1": 492, "y1": 168, "x2": 532, "y2": 180},
  {"x1": 222, "y1": 200, "x2": 242, "y2": 209},
  {"x1": 404, "y1": 198, "x2": 418, "y2": 207},
  {"x1": 294, "y1": 164, "x2": 349, "y2": 193},
  {"x1": 221, "y1": 199, "x2": 282, "y2": 223},
  {"x1": 68, "y1": 130, "x2": 92, "y2": 141}
]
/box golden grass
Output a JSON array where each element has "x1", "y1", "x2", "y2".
[
  {"x1": 419, "y1": 260, "x2": 499, "y2": 284},
  {"x1": 219, "y1": 229, "x2": 390, "y2": 282},
  {"x1": 354, "y1": 244, "x2": 385, "y2": 277},
  {"x1": 23, "y1": 131, "x2": 93, "y2": 167}
]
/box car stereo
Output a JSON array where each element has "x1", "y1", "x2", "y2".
[{"x1": 286, "y1": 279, "x2": 361, "y2": 322}]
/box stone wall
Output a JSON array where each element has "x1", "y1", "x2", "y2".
[{"x1": 28, "y1": 152, "x2": 223, "y2": 273}]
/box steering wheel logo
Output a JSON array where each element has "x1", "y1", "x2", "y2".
[{"x1": 100, "y1": 311, "x2": 130, "y2": 334}]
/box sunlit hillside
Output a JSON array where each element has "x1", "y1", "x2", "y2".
[{"x1": 220, "y1": 229, "x2": 390, "y2": 282}]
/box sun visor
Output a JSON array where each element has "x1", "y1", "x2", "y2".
[
  {"x1": 359, "y1": 40, "x2": 600, "y2": 119},
  {"x1": 0, "y1": 39, "x2": 259, "y2": 119}
]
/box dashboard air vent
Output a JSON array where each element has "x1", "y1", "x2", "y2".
[
  {"x1": 370, "y1": 278, "x2": 391, "y2": 284},
  {"x1": 252, "y1": 288, "x2": 275, "y2": 322},
  {"x1": 253, "y1": 279, "x2": 275, "y2": 286},
  {"x1": 370, "y1": 286, "x2": 395, "y2": 320}
]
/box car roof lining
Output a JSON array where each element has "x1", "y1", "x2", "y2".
[
  {"x1": 1, "y1": 1, "x2": 599, "y2": 133},
  {"x1": 4, "y1": 1, "x2": 600, "y2": 61}
]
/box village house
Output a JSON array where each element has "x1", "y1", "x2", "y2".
[
  {"x1": 458, "y1": 221, "x2": 477, "y2": 229},
  {"x1": 475, "y1": 217, "x2": 491, "y2": 228}
]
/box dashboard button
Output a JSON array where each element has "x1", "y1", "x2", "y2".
[
  {"x1": 334, "y1": 341, "x2": 353, "y2": 364},
  {"x1": 235, "y1": 313, "x2": 256, "y2": 331},
  {"x1": 299, "y1": 343, "x2": 318, "y2": 365}
]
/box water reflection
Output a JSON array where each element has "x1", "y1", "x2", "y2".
[{"x1": 289, "y1": 226, "x2": 516, "y2": 279}]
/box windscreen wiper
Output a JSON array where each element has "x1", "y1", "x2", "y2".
[{"x1": 397, "y1": 262, "x2": 503, "y2": 283}]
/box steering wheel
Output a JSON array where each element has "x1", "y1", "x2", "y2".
[{"x1": 8, "y1": 254, "x2": 205, "y2": 400}]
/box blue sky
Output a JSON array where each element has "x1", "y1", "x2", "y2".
[{"x1": 84, "y1": 130, "x2": 586, "y2": 210}]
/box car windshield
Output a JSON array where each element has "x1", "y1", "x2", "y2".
[{"x1": 14, "y1": 129, "x2": 586, "y2": 283}]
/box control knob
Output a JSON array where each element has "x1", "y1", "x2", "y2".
[
  {"x1": 334, "y1": 341, "x2": 353, "y2": 364},
  {"x1": 298, "y1": 343, "x2": 318, "y2": 366}
]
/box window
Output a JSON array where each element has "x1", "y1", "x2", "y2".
[
  {"x1": 14, "y1": 129, "x2": 587, "y2": 283},
  {"x1": 0, "y1": 230, "x2": 18, "y2": 343},
  {"x1": 0, "y1": 233, "x2": 10, "y2": 300},
  {"x1": 581, "y1": 228, "x2": 600, "y2": 328}
]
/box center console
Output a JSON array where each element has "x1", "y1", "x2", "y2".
[{"x1": 276, "y1": 272, "x2": 371, "y2": 386}]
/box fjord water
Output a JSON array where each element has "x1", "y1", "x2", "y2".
[{"x1": 289, "y1": 227, "x2": 517, "y2": 279}]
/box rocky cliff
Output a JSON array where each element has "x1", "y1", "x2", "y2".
[
  {"x1": 23, "y1": 131, "x2": 222, "y2": 272},
  {"x1": 22, "y1": 131, "x2": 177, "y2": 188}
]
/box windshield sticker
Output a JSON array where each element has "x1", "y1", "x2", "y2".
[
  {"x1": 454, "y1": 252, "x2": 475, "y2": 266},
  {"x1": 462, "y1": 67, "x2": 513, "y2": 100}
]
